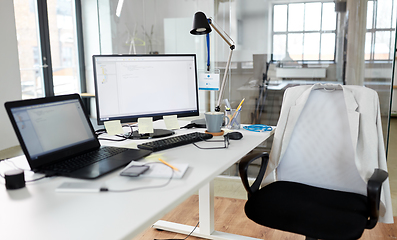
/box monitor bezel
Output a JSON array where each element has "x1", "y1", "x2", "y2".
[{"x1": 92, "y1": 54, "x2": 200, "y2": 125}]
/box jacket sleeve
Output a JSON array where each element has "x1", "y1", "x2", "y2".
[
  {"x1": 375, "y1": 91, "x2": 394, "y2": 223},
  {"x1": 265, "y1": 88, "x2": 291, "y2": 179}
]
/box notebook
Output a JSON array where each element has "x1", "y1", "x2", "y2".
[{"x1": 4, "y1": 94, "x2": 152, "y2": 179}]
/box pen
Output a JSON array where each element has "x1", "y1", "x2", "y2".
[
  {"x1": 230, "y1": 110, "x2": 241, "y2": 127},
  {"x1": 158, "y1": 158, "x2": 179, "y2": 172},
  {"x1": 234, "y1": 98, "x2": 245, "y2": 113},
  {"x1": 230, "y1": 98, "x2": 245, "y2": 124}
]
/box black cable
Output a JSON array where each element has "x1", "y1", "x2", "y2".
[
  {"x1": 125, "y1": 124, "x2": 136, "y2": 139},
  {"x1": 182, "y1": 221, "x2": 200, "y2": 240},
  {"x1": 192, "y1": 136, "x2": 230, "y2": 150},
  {"x1": 0, "y1": 157, "x2": 11, "y2": 162},
  {"x1": 0, "y1": 169, "x2": 53, "y2": 182},
  {"x1": 181, "y1": 123, "x2": 204, "y2": 129},
  {"x1": 97, "y1": 136, "x2": 128, "y2": 141},
  {"x1": 96, "y1": 124, "x2": 135, "y2": 141},
  {"x1": 5, "y1": 159, "x2": 30, "y2": 171},
  {"x1": 181, "y1": 123, "x2": 196, "y2": 129},
  {"x1": 95, "y1": 128, "x2": 107, "y2": 135},
  {"x1": 25, "y1": 175, "x2": 48, "y2": 182},
  {"x1": 1, "y1": 159, "x2": 55, "y2": 182},
  {"x1": 100, "y1": 163, "x2": 174, "y2": 192},
  {"x1": 154, "y1": 221, "x2": 200, "y2": 240}
]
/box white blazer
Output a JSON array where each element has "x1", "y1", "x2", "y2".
[{"x1": 267, "y1": 83, "x2": 393, "y2": 223}]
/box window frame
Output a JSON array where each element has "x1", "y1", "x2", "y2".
[
  {"x1": 270, "y1": 0, "x2": 337, "y2": 63},
  {"x1": 34, "y1": 0, "x2": 86, "y2": 97},
  {"x1": 365, "y1": 0, "x2": 396, "y2": 62}
]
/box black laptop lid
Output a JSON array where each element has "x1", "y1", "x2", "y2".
[{"x1": 5, "y1": 94, "x2": 100, "y2": 170}]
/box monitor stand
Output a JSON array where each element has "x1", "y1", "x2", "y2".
[{"x1": 125, "y1": 129, "x2": 174, "y2": 139}]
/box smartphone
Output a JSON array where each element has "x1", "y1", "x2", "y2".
[{"x1": 120, "y1": 165, "x2": 150, "y2": 177}]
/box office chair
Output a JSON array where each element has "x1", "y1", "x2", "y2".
[{"x1": 239, "y1": 84, "x2": 390, "y2": 240}]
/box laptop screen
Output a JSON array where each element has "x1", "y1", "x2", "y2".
[{"x1": 9, "y1": 98, "x2": 95, "y2": 160}]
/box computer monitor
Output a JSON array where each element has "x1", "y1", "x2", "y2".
[{"x1": 92, "y1": 54, "x2": 199, "y2": 138}]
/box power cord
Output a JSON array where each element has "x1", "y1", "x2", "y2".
[
  {"x1": 192, "y1": 136, "x2": 230, "y2": 150},
  {"x1": 181, "y1": 123, "x2": 201, "y2": 129},
  {"x1": 0, "y1": 159, "x2": 55, "y2": 183},
  {"x1": 154, "y1": 221, "x2": 200, "y2": 240},
  {"x1": 96, "y1": 124, "x2": 135, "y2": 141},
  {"x1": 0, "y1": 170, "x2": 54, "y2": 183}
]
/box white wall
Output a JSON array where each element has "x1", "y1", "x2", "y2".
[{"x1": 0, "y1": 0, "x2": 22, "y2": 151}]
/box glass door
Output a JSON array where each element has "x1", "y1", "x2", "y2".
[
  {"x1": 13, "y1": 0, "x2": 84, "y2": 99},
  {"x1": 13, "y1": 0, "x2": 44, "y2": 99}
]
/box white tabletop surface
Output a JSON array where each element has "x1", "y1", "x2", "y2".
[{"x1": 0, "y1": 120, "x2": 274, "y2": 240}]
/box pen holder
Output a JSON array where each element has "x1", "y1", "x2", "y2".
[{"x1": 225, "y1": 109, "x2": 241, "y2": 130}]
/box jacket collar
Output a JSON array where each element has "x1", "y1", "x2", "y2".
[{"x1": 280, "y1": 83, "x2": 360, "y2": 159}]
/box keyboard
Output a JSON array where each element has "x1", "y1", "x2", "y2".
[
  {"x1": 41, "y1": 147, "x2": 128, "y2": 173},
  {"x1": 137, "y1": 132, "x2": 213, "y2": 152}
]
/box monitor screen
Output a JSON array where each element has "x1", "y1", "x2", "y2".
[{"x1": 92, "y1": 54, "x2": 199, "y2": 125}]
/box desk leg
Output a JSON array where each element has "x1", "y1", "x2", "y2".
[
  {"x1": 199, "y1": 180, "x2": 215, "y2": 235},
  {"x1": 152, "y1": 180, "x2": 261, "y2": 240}
]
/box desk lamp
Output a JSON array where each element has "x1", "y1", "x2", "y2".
[{"x1": 190, "y1": 11, "x2": 235, "y2": 113}]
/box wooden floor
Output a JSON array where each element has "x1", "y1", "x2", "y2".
[{"x1": 133, "y1": 195, "x2": 397, "y2": 240}]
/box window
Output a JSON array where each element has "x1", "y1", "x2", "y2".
[
  {"x1": 365, "y1": 0, "x2": 396, "y2": 61},
  {"x1": 272, "y1": 1, "x2": 336, "y2": 62},
  {"x1": 13, "y1": 0, "x2": 85, "y2": 99}
]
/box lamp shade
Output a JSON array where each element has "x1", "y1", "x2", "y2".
[{"x1": 190, "y1": 12, "x2": 212, "y2": 35}]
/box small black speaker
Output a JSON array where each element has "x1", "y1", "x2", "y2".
[{"x1": 5, "y1": 169, "x2": 25, "y2": 190}]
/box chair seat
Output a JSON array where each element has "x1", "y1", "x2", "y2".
[{"x1": 244, "y1": 181, "x2": 368, "y2": 240}]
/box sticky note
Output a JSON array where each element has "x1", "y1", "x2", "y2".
[
  {"x1": 163, "y1": 115, "x2": 180, "y2": 130},
  {"x1": 138, "y1": 117, "x2": 154, "y2": 134},
  {"x1": 104, "y1": 120, "x2": 124, "y2": 135}
]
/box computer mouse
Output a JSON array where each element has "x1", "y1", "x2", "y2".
[{"x1": 226, "y1": 132, "x2": 243, "y2": 140}]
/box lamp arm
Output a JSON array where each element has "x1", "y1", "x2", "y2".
[
  {"x1": 209, "y1": 22, "x2": 235, "y2": 48},
  {"x1": 208, "y1": 18, "x2": 235, "y2": 112},
  {"x1": 215, "y1": 48, "x2": 234, "y2": 112}
]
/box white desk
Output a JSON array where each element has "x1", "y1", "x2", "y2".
[{"x1": 0, "y1": 122, "x2": 274, "y2": 240}]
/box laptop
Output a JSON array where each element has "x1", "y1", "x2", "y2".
[{"x1": 4, "y1": 94, "x2": 152, "y2": 179}]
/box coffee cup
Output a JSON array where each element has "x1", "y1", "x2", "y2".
[{"x1": 204, "y1": 112, "x2": 229, "y2": 133}]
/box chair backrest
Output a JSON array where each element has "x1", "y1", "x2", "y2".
[{"x1": 277, "y1": 88, "x2": 367, "y2": 196}]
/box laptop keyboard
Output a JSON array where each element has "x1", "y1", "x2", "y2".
[{"x1": 41, "y1": 147, "x2": 128, "y2": 173}]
